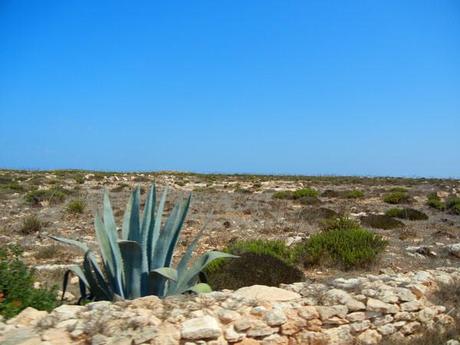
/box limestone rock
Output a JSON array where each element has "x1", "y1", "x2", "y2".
[
  {"x1": 356, "y1": 329, "x2": 382, "y2": 345},
  {"x1": 322, "y1": 289, "x2": 365, "y2": 311},
  {"x1": 234, "y1": 285, "x2": 301, "y2": 301},
  {"x1": 7, "y1": 307, "x2": 48, "y2": 327},
  {"x1": 181, "y1": 316, "x2": 221, "y2": 340},
  {"x1": 367, "y1": 298, "x2": 399, "y2": 314}
]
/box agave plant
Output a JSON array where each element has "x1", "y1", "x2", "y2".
[{"x1": 51, "y1": 184, "x2": 236, "y2": 301}]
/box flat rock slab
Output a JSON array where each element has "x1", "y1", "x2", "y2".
[{"x1": 234, "y1": 285, "x2": 301, "y2": 301}]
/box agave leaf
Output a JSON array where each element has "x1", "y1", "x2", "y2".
[
  {"x1": 125, "y1": 187, "x2": 141, "y2": 243},
  {"x1": 62, "y1": 266, "x2": 89, "y2": 301},
  {"x1": 139, "y1": 185, "x2": 155, "y2": 294},
  {"x1": 119, "y1": 240, "x2": 142, "y2": 299},
  {"x1": 94, "y1": 212, "x2": 119, "y2": 294},
  {"x1": 148, "y1": 187, "x2": 167, "y2": 270},
  {"x1": 187, "y1": 283, "x2": 213, "y2": 294},
  {"x1": 176, "y1": 210, "x2": 213, "y2": 278},
  {"x1": 175, "y1": 251, "x2": 238, "y2": 295},
  {"x1": 151, "y1": 267, "x2": 178, "y2": 282},
  {"x1": 82, "y1": 252, "x2": 113, "y2": 300},
  {"x1": 49, "y1": 236, "x2": 89, "y2": 253},
  {"x1": 163, "y1": 194, "x2": 191, "y2": 268},
  {"x1": 153, "y1": 194, "x2": 191, "y2": 269},
  {"x1": 102, "y1": 190, "x2": 125, "y2": 296}
]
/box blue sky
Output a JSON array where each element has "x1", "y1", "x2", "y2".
[{"x1": 1, "y1": 1, "x2": 459, "y2": 177}]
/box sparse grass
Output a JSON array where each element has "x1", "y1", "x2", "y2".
[
  {"x1": 360, "y1": 214, "x2": 404, "y2": 229},
  {"x1": 385, "y1": 207, "x2": 428, "y2": 220},
  {"x1": 25, "y1": 186, "x2": 71, "y2": 205},
  {"x1": 294, "y1": 227, "x2": 387, "y2": 270},
  {"x1": 66, "y1": 199, "x2": 86, "y2": 214},
  {"x1": 320, "y1": 215, "x2": 360, "y2": 231},
  {"x1": 20, "y1": 215, "x2": 42, "y2": 235},
  {"x1": 111, "y1": 183, "x2": 129, "y2": 192},
  {"x1": 34, "y1": 245, "x2": 60, "y2": 260},
  {"x1": 383, "y1": 191, "x2": 410, "y2": 204}
]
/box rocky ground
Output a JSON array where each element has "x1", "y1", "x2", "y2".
[{"x1": 0, "y1": 170, "x2": 459, "y2": 344}]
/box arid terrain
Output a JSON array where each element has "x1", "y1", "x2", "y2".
[{"x1": 1, "y1": 170, "x2": 459, "y2": 289}]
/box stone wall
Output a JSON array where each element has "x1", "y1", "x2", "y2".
[{"x1": 1, "y1": 267, "x2": 459, "y2": 345}]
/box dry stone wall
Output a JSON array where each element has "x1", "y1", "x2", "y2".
[{"x1": 1, "y1": 267, "x2": 459, "y2": 345}]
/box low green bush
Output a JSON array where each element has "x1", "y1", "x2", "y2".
[
  {"x1": 390, "y1": 187, "x2": 409, "y2": 193},
  {"x1": 343, "y1": 190, "x2": 365, "y2": 199},
  {"x1": 272, "y1": 190, "x2": 293, "y2": 199},
  {"x1": 292, "y1": 188, "x2": 319, "y2": 199},
  {"x1": 427, "y1": 192, "x2": 445, "y2": 210},
  {"x1": 204, "y1": 239, "x2": 303, "y2": 290},
  {"x1": 66, "y1": 199, "x2": 86, "y2": 214},
  {"x1": 20, "y1": 215, "x2": 42, "y2": 235},
  {"x1": 385, "y1": 208, "x2": 428, "y2": 220},
  {"x1": 273, "y1": 188, "x2": 318, "y2": 200},
  {"x1": 294, "y1": 228, "x2": 387, "y2": 270},
  {"x1": 297, "y1": 196, "x2": 321, "y2": 205},
  {"x1": 446, "y1": 196, "x2": 460, "y2": 215},
  {"x1": 204, "y1": 252, "x2": 304, "y2": 290},
  {"x1": 383, "y1": 191, "x2": 410, "y2": 204},
  {"x1": 0, "y1": 245, "x2": 58, "y2": 319},
  {"x1": 360, "y1": 214, "x2": 404, "y2": 229},
  {"x1": 299, "y1": 207, "x2": 338, "y2": 223}
]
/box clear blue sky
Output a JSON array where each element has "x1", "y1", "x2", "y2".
[{"x1": 1, "y1": 1, "x2": 459, "y2": 177}]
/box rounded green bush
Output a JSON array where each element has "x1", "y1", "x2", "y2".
[
  {"x1": 360, "y1": 214, "x2": 404, "y2": 229},
  {"x1": 385, "y1": 208, "x2": 428, "y2": 220},
  {"x1": 383, "y1": 191, "x2": 410, "y2": 204},
  {"x1": 294, "y1": 228, "x2": 387, "y2": 270},
  {"x1": 204, "y1": 252, "x2": 304, "y2": 290}
]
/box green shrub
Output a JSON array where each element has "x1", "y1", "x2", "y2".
[
  {"x1": 226, "y1": 239, "x2": 293, "y2": 263},
  {"x1": 272, "y1": 191, "x2": 293, "y2": 199},
  {"x1": 0, "y1": 182, "x2": 25, "y2": 192},
  {"x1": 385, "y1": 208, "x2": 428, "y2": 220},
  {"x1": 20, "y1": 215, "x2": 42, "y2": 235},
  {"x1": 383, "y1": 191, "x2": 410, "y2": 204},
  {"x1": 445, "y1": 196, "x2": 460, "y2": 215},
  {"x1": 74, "y1": 175, "x2": 85, "y2": 184},
  {"x1": 0, "y1": 245, "x2": 58, "y2": 319},
  {"x1": 390, "y1": 187, "x2": 409, "y2": 193},
  {"x1": 299, "y1": 207, "x2": 338, "y2": 223},
  {"x1": 360, "y1": 214, "x2": 404, "y2": 229},
  {"x1": 292, "y1": 188, "x2": 319, "y2": 199},
  {"x1": 204, "y1": 252, "x2": 304, "y2": 290},
  {"x1": 66, "y1": 199, "x2": 86, "y2": 214},
  {"x1": 427, "y1": 192, "x2": 445, "y2": 210},
  {"x1": 25, "y1": 187, "x2": 71, "y2": 205},
  {"x1": 294, "y1": 228, "x2": 387, "y2": 270},
  {"x1": 343, "y1": 190, "x2": 364, "y2": 199},
  {"x1": 273, "y1": 188, "x2": 318, "y2": 200}
]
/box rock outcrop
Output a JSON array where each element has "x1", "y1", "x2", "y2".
[{"x1": 1, "y1": 267, "x2": 459, "y2": 345}]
